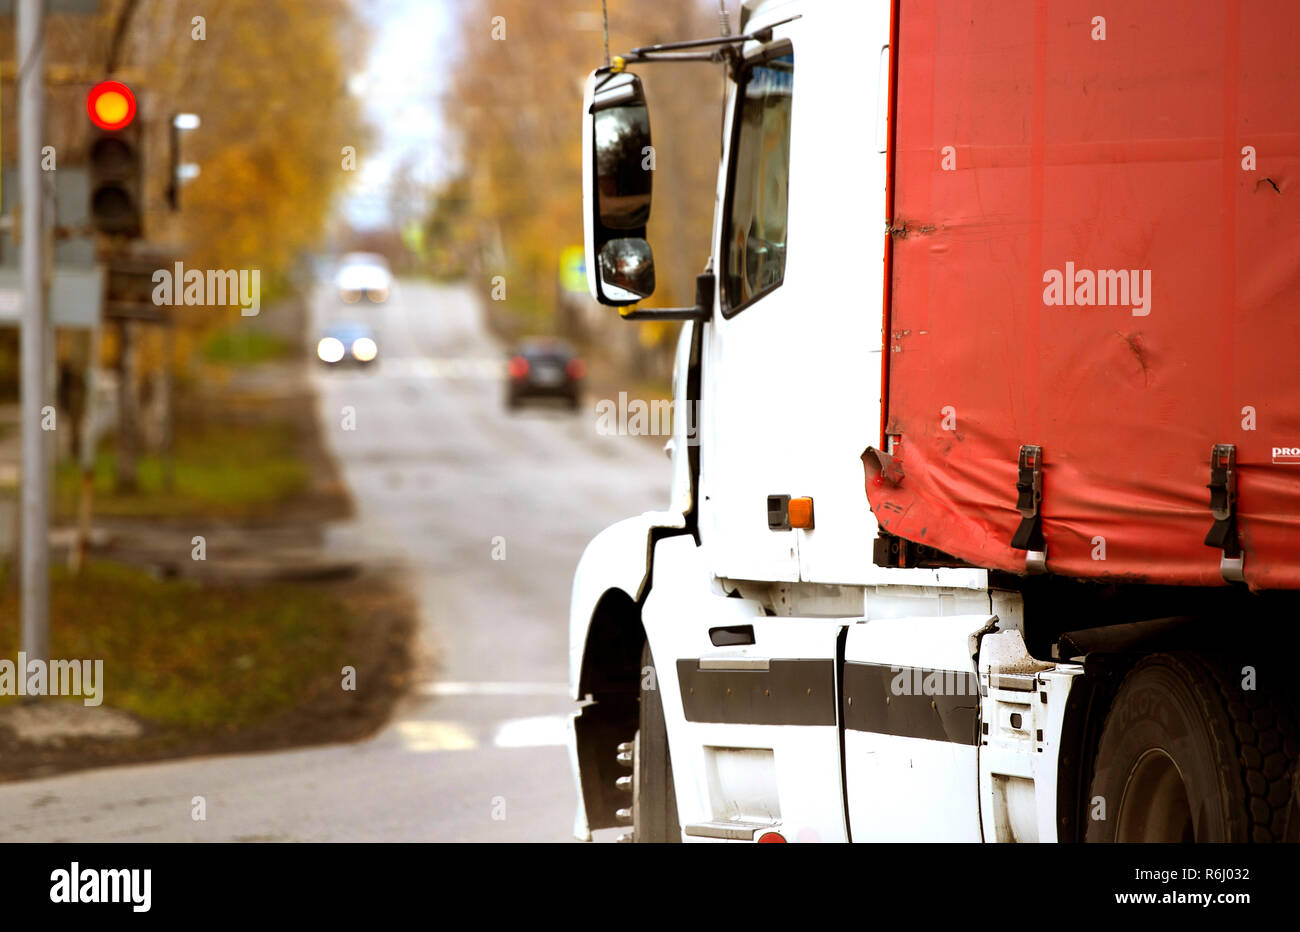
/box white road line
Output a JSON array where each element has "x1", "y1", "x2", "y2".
[
  {"x1": 493, "y1": 715, "x2": 570, "y2": 749},
  {"x1": 380, "y1": 357, "x2": 504, "y2": 379},
  {"x1": 394, "y1": 721, "x2": 477, "y2": 752},
  {"x1": 393, "y1": 713, "x2": 570, "y2": 752},
  {"x1": 418, "y1": 681, "x2": 570, "y2": 697}
]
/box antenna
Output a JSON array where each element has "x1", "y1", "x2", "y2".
[{"x1": 602, "y1": 0, "x2": 611, "y2": 66}]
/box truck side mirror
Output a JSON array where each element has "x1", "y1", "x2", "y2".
[{"x1": 583, "y1": 69, "x2": 656, "y2": 305}]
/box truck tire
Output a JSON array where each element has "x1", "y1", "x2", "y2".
[
  {"x1": 632, "y1": 640, "x2": 681, "y2": 843},
  {"x1": 1086, "y1": 652, "x2": 1299, "y2": 843},
  {"x1": 1286, "y1": 769, "x2": 1300, "y2": 842}
]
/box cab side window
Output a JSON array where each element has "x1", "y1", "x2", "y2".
[{"x1": 722, "y1": 49, "x2": 794, "y2": 316}]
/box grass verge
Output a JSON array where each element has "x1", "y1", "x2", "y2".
[
  {"x1": 0, "y1": 562, "x2": 414, "y2": 781},
  {"x1": 54, "y1": 415, "x2": 312, "y2": 522},
  {"x1": 201, "y1": 328, "x2": 294, "y2": 367}
]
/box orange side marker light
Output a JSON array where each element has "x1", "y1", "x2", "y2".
[{"x1": 788, "y1": 497, "x2": 814, "y2": 529}]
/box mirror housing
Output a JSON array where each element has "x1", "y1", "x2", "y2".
[
  {"x1": 583, "y1": 69, "x2": 656, "y2": 306},
  {"x1": 581, "y1": 67, "x2": 713, "y2": 322}
]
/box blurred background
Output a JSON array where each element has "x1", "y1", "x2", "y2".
[{"x1": 0, "y1": 0, "x2": 732, "y2": 840}]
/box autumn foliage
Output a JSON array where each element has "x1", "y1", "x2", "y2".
[{"x1": 442, "y1": 0, "x2": 727, "y2": 348}]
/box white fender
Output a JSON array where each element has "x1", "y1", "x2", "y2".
[{"x1": 569, "y1": 510, "x2": 687, "y2": 700}]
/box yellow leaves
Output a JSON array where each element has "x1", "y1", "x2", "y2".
[
  {"x1": 445, "y1": 0, "x2": 722, "y2": 321},
  {"x1": 127, "y1": 0, "x2": 370, "y2": 306}
]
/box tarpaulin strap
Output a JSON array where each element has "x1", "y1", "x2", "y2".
[
  {"x1": 1204, "y1": 444, "x2": 1245, "y2": 581},
  {"x1": 1010, "y1": 444, "x2": 1045, "y2": 553},
  {"x1": 1204, "y1": 444, "x2": 1238, "y2": 550}
]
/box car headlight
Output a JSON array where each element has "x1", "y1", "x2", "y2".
[
  {"x1": 351, "y1": 337, "x2": 378, "y2": 362},
  {"x1": 317, "y1": 336, "x2": 345, "y2": 363}
]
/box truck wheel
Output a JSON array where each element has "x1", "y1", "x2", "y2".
[
  {"x1": 1086, "y1": 652, "x2": 1299, "y2": 843},
  {"x1": 629, "y1": 640, "x2": 681, "y2": 843}
]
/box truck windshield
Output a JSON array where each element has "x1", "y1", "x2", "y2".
[{"x1": 722, "y1": 49, "x2": 794, "y2": 315}]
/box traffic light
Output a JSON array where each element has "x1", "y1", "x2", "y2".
[{"x1": 86, "y1": 80, "x2": 142, "y2": 237}]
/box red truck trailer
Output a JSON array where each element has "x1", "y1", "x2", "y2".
[{"x1": 866, "y1": 0, "x2": 1300, "y2": 591}]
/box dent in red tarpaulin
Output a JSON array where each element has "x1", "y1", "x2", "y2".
[{"x1": 867, "y1": 0, "x2": 1300, "y2": 590}]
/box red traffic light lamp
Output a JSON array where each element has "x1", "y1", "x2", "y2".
[
  {"x1": 87, "y1": 80, "x2": 143, "y2": 236},
  {"x1": 86, "y1": 80, "x2": 136, "y2": 131}
]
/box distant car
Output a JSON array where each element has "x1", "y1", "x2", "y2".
[
  {"x1": 335, "y1": 252, "x2": 391, "y2": 304},
  {"x1": 506, "y1": 338, "x2": 585, "y2": 410},
  {"x1": 317, "y1": 321, "x2": 379, "y2": 366}
]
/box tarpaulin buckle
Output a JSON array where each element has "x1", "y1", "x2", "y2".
[
  {"x1": 1010, "y1": 444, "x2": 1047, "y2": 573},
  {"x1": 1204, "y1": 443, "x2": 1245, "y2": 583}
]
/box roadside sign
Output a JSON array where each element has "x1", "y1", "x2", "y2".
[
  {"x1": 1, "y1": 166, "x2": 97, "y2": 267},
  {"x1": 559, "y1": 245, "x2": 587, "y2": 293},
  {"x1": 0, "y1": 266, "x2": 103, "y2": 328},
  {"x1": 401, "y1": 220, "x2": 426, "y2": 260}
]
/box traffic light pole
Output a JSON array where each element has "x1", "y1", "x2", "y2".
[{"x1": 18, "y1": 0, "x2": 49, "y2": 666}]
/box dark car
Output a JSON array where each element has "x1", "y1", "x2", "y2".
[
  {"x1": 316, "y1": 321, "x2": 379, "y2": 366},
  {"x1": 506, "y1": 338, "x2": 585, "y2": 410}
]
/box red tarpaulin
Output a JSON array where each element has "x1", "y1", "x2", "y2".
[{"x1": 865, "y1": 0, "x2": 1300, "y2": 589}]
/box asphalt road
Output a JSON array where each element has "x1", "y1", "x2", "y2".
[{"x1": 0, "y1": 279, "x2": 668, "y2": 841}]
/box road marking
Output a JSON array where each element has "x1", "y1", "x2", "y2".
[
  {"x1": 493, "y1": 715, "x2": 569, "y2": 748},
  {"x1": 393, "y1": 714, "x2": 569, "y2": 752},
  {"x1": 418, "y1": 681, "x2": 570, "y2": 697},
  {"x1": 394, "y1": 720, "x2": 477, "y2": 752},
  {"x1": 380, "y1": 357, "x2": 504, "y2": 380}
]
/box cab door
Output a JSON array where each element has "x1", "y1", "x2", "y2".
[
  {"x1": 700, "y1": 24, "x2": 802, "y2": 583},
  {"x1": 700, "y1": 1, "x2": 893, "y2": 587}
]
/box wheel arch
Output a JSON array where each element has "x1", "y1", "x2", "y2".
[
  {"x1": 578, "y1": 588, "x2": 646, "y2": 699},
  {"x1": 568, "y1": 513, "x2": 688, "y2": 838},
  {"x1": 568, "y1": 512, "x2": 688, "y2": 698}
]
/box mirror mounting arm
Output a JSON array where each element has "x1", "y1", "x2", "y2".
[
  {"x1": 620, "y1": 272, "x2": 714, "y2": 323},
  {"x1": 622, "y1": 15, "x2": 800, "y2": 58},
  {"x1": 604, "y1": 51, "x2": 724, "y2": 69},
  {"x1": 603, "y1": 14, "x2": 803, "y2": 73}
]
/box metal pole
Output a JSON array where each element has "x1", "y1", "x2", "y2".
[
  {"x1": 160, "y1": 324, "x2": 174, "y2": 491},
  {"x1": 72, "y1": 321, "x2": 100, "y2": 573},
  {"x1": 115, "y1": 319, "x2": 136, "y2": 491},
  {"x1": 18, "y1": 0, "x2": 48, "y2": 665}
]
